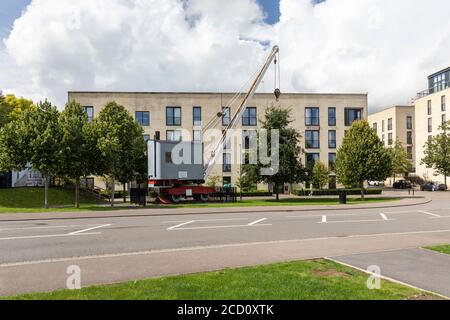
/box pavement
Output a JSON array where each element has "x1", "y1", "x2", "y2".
[
  {"x1": 0, "y1": 191, "x2": 449, "y2": 297},
  {"x1": 332, "y1": 248, "x2": 450, "y2": 298}
]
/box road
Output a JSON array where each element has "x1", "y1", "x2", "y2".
[{"x1": 1, "y1": 192, "x2": 450, "y2": 296}]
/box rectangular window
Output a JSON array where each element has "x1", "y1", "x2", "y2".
[
  {"x1": 306, "y1": 153, "x2": 320, "y2": 169},
  {"x1": 388, "y1": 133, "x2": 393, "y2": 145},
  {"x1": 427, "y1": 100, "x2": 432, "y2": 115},
  {"x1": 328, "y1": 107, "x2": 336, "y2": 126},
  {"x1": 222, "y1": 107, "x2": 231, "y2": 126},
  {"x1": 166, "y1": 107, "x2": 181, "y2": 126},
  {"x1": 372, "y1": 123, "x2": 377, "y2": 133},
  {"x1": 305, "y1": 107, "x2": 320, "y2": 126},
  {"x1": 83, "y1": 106, "x2": 94, "y2": 123},
  {"x1": 382, "y1": 120, "x2": 385, "y2": 132},
  {"x1": 407, "y1": 146, "x2": 413, "y2": 160},
  {"x1": 382, "y1": 134, "x2": 385, "y2": 145},
  {"x1": 441, "y1": 96, "x2": 446, "y2": 112},
  {"x1": 135, "y1": 111, "x2": 150, "y2": 126},
  {"x1": 193, "y1": 130, "x2": 202, "y2": 142},
  {"x1": 223, "y1": 153, "x2": 231, "y2": 172},
  {"x1": 407, "y1": 131, "x2": 413, "y2": 145},
  {"x1": 442, "y1": 114, "x2": 447, "y2": 126},
  {"x1": 328, "y1": 130, "x2": 337, "y2": 149},
  {"x1": 242, "y1": 107, "x2": 257, "y2": 126},
  {"x1": 345, "y1": 108, "x2": 362, "y2": 126},
  {"x1": 193, "y1": 107, "x2": 202, "y2": 126},
  {"x1": 406, "y1": 116, "x2": 413, "y2": 130},
  {"x1": 328, "y1": 153, "x2": 337, "y2": 171},
  {"x1": 243, "y1": 130, "x2": 256, "y2": 150},
  {"x1": 388, "y1": 118, "x2": 393, "y2": 131},
  {"x1": 428, "y1": 118, "x2": 433, "y2": 133},
  {"x1": 166, "y1": 130, "x2": 182, "y2": 141},
  {"x1": 305, "y1": 130, "x2": 320, "y2": 149}
]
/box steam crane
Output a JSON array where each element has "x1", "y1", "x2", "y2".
[{"x1": 148, "y1": 46, "x2": 281, "y2": 203}]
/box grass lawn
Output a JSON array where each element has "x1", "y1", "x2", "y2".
[
  {"x1": 424, "y1": 244, "x2": 450, "y2": 255},
  {"x1": 162, "y1": 197, "x2": 401, "y2": 209},
  {"x1": 0, "y1": 187, "x2": 109, "y2": 213},
  {"x1": 7, "y1": 259, "x2": 435, "y2": 300}
]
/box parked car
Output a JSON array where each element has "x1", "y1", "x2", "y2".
[
  {"x1": 438, "y1": 184, "x2": 448, "y2": 191},
  {"x1": 368, "y1": 181, "x2": 385, "y2": 187},
  {"x1": 421, "y1": 182, "x2": 439, "y2": 192},
  {"x1": 392, "y1": 180, "x2": 412, "y2": 189}
]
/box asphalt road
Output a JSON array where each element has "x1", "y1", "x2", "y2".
[{"x1": 1, "y1": 192, "x2": 450, "y2": 296}]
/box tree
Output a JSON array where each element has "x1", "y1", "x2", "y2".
[
  {"x1": 58, "y1": 101, "x2": 98, "y2": 208},
  {"x1": 0, "y1": 93, "x2": 34, "y2": 127},
  {"x1": 206, "y1": 175, "x2": 221, "y2": 187},
  {"x1": 0, "y1": 100, "x2": 61, "y2": 208},
  {"x1": 243, "y1": 106, "x2": 305, "y2": 201},
  {"x1": 390, "y1": 140, "x2": 412, "y2": 182},
  {"x1": 94, "y1": 101, "x2": 144, "y2": 207},
  {"x1": 311, "y1": 161, "x2": 329, "y2": 189},
  {"x1": 335, "y1": 120, "x2": 393, "y2": 200},
  {"x1": 421, "y1": 121, "x2": 450, "y2": 185}
]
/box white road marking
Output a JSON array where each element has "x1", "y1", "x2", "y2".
[
  {"x1": 68, "y1": 224, "x2": 112, "y2": 235},
  {"x1": 0, "y1": 232, "x2": 101, "y2": 241},
  {"x1": 0, "y1": 224, "x2": 90, "y2": 232},
  {"x1": 320, "y1": 219, "x2": 395, "y2": 224},
  {"x1": 380, "y1": 213, "x2": 388, "y2": 221},
  {"x1": 248, "y1": 218, "x2": 267, "y2": 226},
  {"x1": 167, "y1": 221, "x2": 195, "y2": 231},
  {"x1": 170, "y1": 224, "x2": 272, "y2": 231},
  {"x1": 418, "y1": 211, "x2": 442, "y2": 218},
  {"x1": 322, "y1": 216, "x2": 327, "y2": 223},
  {"x1": 4, "y1": 228, "x2": 450, "y2": 268},
  {"x1": 287, "y1": 213, "x2": 356, "y2": 219},
  {"x1": 163, "y1": 218, "x2": 249, "y2": 224}
]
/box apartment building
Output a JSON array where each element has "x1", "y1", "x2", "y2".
[
  {"x1": 415, "y1": 67, "x2": 450, "y2": 185},
  {"x1": 68, "y1": 91, "x2": 368, "y2": 190},
  {"x1": 368, "y1": 105, "x2": 415, "y2": 181}
]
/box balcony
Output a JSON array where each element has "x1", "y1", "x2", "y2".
[{"x1": 416, "y1": 81, "x2": 450, "y2": 100}]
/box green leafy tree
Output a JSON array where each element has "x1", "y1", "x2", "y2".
[
  {"x1": 0, "y1": 100, "x2": 61, "y2": 208},
  {"x1": 0, "y1": 93, "x2": 34, "y2": 127},
  {"x1": 206, "y1": 175, "x2": 221, "y2": 187},
  {"x1": 421, "y1": 121, "x2": 450, "y2": 185},
  {"x1": 311, "y1": 160, "x2": 329, "y2": 189},
  {"x1": 390, "y1": 140, "x2": 412, "y2": 182},
  {"x1": 335, "y1": 120, "x2": 393, "y2": 200},
  {"x1": 95, "y1": 101, "x2": 144, "y2": 207},
  {"x1": 244, "y1": 106, "x2": 305, "y2": 201},
  {"x1": 58, "y1": 101, "x2": 99, "y2": 208}
]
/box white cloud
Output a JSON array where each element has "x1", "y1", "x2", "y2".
[{"x1": 1, "y1": 0, "x2": 450, "y2": 112}]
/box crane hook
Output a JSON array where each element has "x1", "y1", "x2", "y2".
[{"x1": 274, "y1": 88, "x2": 281, "y2": 102}]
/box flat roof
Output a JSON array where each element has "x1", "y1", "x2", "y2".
[
  {"x1": 368, "y1": 105, "x2": 413, "y2": 116},
  {"x1": 428, "y1": 66, "x2": 450, "y2": 79},
  {"x1": 68, "y1": 91, "x2": 368, "y2": 96}
]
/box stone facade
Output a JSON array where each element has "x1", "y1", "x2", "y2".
[{"x1": 68, "y1": 91, "x2": 368, "y2": 190}]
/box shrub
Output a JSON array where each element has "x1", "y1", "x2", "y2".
[{"x1": 293, "y1": 189, "x2": 382, "y2": 196}]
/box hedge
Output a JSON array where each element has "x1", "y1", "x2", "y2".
[
  {"x1": 293, "y1": 189, "x2": 382, "y2": 196},
  {"x1": 240, "y1": 191, "x2": 273, "y2": 197}
]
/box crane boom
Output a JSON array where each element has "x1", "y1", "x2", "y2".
[{"x1": 203, "y1": 45, "x2": 280, "y2": 179}]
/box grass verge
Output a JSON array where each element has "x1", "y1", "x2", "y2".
[
  {"x1": 0, "y1": 187, "x2": 109, "y2": 213},
  {"x1": 424, "y1": 244, "x2": 450, "y2": 255},
  {"x1": 162, "y1": 197, "x2": 402, "y2": 209},
  {"x1": 6, "y1": 259, "x2": 437, "y2": 300}
]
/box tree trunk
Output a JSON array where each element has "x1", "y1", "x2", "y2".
[
  {"x1": 75, "y1": 177, "x2": 80, "y2": 209},
  {"x1": 360, "y1": 181, "x2": 365, "y2": 201},
  {"x1": 275, "y1": 183, "x2": 280, "y2": 201},
  {"x1": 111, "y1": 176, "x2": 115, "y2": 208},
  {"x1": 123, "y1": 183, "x2": 127, "y2": 203},
  {"x1": 44, "y1": 173, "x2": 49, "y2": 209}
]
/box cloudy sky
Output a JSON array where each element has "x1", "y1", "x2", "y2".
[{"x1": 1, "y1": 0, "x2": 450, "y2": 113}]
